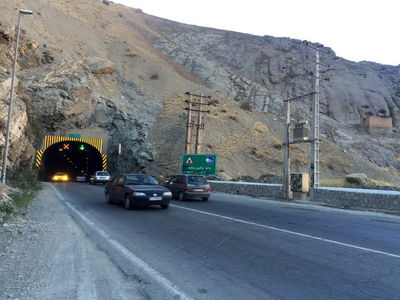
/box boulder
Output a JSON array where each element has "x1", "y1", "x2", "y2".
[
  {"x1": 233, "y1": 175, "x2": 257, "y2": 182},
  {"x1": 87, "y1": 57, "x2": 114, "y2": 75},
  {"x1": 258, "y1": 174, "x2": 283, "y2": 184},
  {"x1": 345, "y1": 173, "x2": 368, "y2": 186}
]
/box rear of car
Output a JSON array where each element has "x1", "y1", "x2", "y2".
[
  {"x1": 167, "y1": 175, "x2": 212, "y2": 201},
  {"x1": 75, "y1": 174, "x2": 87, "y2": 182},
  {"x1": 90, "y1": 171, "x2": 110, "y2": 185},
  {"x1": 75, "y1": 171, "x2": 87, "y2": 182}
]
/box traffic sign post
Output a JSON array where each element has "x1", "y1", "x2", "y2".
[{"x1": 181, "y1": 154, "x2": 217, "y2": 176}]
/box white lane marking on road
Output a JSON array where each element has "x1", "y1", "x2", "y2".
[
  {"x1": 50, "y1": 185, "x2": 193, "y2": 300},
  {"x1": 171, "y1": 204, "x2": 400, "y2": 259},
  {"x1": 50, "y1": 184, "x2": 66, "y2": 201}
]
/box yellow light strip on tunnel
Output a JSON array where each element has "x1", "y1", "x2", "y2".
[
  {"x1": 43, "y1": 136, "x2": 103, "y2": 153},
  {"x1": 102, "y1": 154, "x2": 107, "y2": 171},
  {"x1": 35, "y1": 150, "x2": 44, "y2": 168}
]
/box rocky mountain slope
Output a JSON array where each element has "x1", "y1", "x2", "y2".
[{"x1": 0, "y1": 0, "x2": 399, "y2": 185}]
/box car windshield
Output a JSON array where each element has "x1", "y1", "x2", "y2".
[
  {"x1": 97, "y1": 172, "x2": 109, "y2": 176},
  {"x1": 124, "y1": 175, "x2": 158, "y2": 185},
  {"x1": 188, "y1": 176, "x2": 208, "y2": 184}
]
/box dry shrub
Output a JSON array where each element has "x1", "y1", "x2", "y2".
[
  {"x1": 228, "y1": 115, "x2": 239, "y2": 122},
  {"x1": 240, "y1": 101, "x2": 253, "y2": 111},
  {"x1": 253, "y1": 122, "x2": 268, "y2": 132}
]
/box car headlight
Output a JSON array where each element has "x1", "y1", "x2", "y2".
[
  {"x1": 133, "y1": 192, "x2": 146, "y2": 196},
  {"x1": 163, "y1": 191, "x2": 172, "y2": 196}
]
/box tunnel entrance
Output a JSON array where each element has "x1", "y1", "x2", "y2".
[{"x1": 41, "y1": 141, "x2": 103, "y2": 180}]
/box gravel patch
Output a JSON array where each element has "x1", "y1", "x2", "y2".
[{"x1": 0, "y1": 183, "x2": 146, "y2": 300}]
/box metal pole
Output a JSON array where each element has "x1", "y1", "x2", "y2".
[
  {"x1": 195, "y1": 95, "x2": 203, "y2": 154},
  {"x1": 117, "y1": 143, "x2": 121, "y2": 171},
  {"x1": 1, "y1": 13, "x2": 22, "y2": 184},
  {"x1": 185, "y1": 94, "x2": 193, "y2": 154},
  {"x1": 310, "y1": 49, "x2": 320, "y2": 189},
  {"x1": 282, "y1": 100, "x2": 292, "y2": 200}
]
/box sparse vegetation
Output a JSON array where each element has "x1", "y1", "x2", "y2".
[
  {"x1": 0, "y1": 200, "x2": 16, "y2": 215},
  {"x1": 273, "y1": 143, "x2": 283, "y2": 150},
  {"x1": 5, "y1": 168, "x2": 41, "y2": 216},
  {"x1": 0, "y1": 185, "x2": 17, "y2": 223},
  {"x1": 368, "y1": 178, "x2": 394, "y2": 187},
  {"x1": 320, "y1": 178, "x2": 358, "y2": 188}
]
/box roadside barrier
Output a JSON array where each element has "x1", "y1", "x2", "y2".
[{"x1": 209, "y1": 181, "x2": 400, "y2": 213}]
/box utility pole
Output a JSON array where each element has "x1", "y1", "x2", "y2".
[
  {"x1": 195, "y1": 95, "x2": 204, "y2": 154},
  {"x1": 184, "y1": 93, "x2": 193, "y2": 154},
  {"x1": 282, "y1": 99, "x2": 292, "y2": 200},
  {"x1": 1, "y1": 9, "x2": 33, "y2": 184},
  {"x1": 281, "y1": 42, "x2": 327, "y2": 199},
  {"x1": 281, "y1": 92, "x2": 316, "y2": 200},
  {"x1": 310, "y1": 49, "x2": 320, "y2": 188},
  {"x1": 184, "y1": 92, "x2": 210, "y2": 154}
]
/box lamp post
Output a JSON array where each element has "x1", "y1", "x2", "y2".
[{"x1": 0, "y1": 9, "x2": 33, "y2": 184}]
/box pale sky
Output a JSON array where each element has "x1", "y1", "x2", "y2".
[{"x1": 113, "y1": 0, "x2": 399, "y2": 66}]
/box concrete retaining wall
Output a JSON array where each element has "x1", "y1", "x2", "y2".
[
  {"x1": 209, "y1": 181, "x2": 282, "y2": 198},
  {"x1": 312, "y1": 187, "x2": 400, "y2": 212},
  {"x1": 209, "y1": 181, "x2": 400, "y2": 213}
]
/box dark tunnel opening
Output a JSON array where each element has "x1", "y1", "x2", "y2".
[{"x1": 41, "y1": 141, "x2": 103, "y2": 180}]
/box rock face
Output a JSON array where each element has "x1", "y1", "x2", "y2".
[
  {"x1": 150, "y1": 21, "x2": 400, "y2": 127},
  {"x1": 20, "y1": 58, "x2": 160, "y2": 172},
  {"x1": 0, "y1": 0, "x2": 399, "y2": 184}
]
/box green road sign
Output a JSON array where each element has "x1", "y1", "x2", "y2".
[
  {"x1": 68, "y1": 133, "x2": 81, "y2": 138},
  {"x1": 181, "y1": 154, "x2": 217, "y2": 176}
]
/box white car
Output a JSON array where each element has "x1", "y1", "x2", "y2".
[
  {"x1": 75, "y1": 174, "x2": 87, "y2": 182},
  {"x1": 89, "y1": 171, "x2": 110, "y2": 185}
]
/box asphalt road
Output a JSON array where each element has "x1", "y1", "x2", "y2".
[{"x1": 53, "y1": 182, "x2": 400, "y2": 300}]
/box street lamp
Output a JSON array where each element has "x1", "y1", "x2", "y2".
[{"x1": 0, "y1": 9, "x2": 33, "y2": 184}]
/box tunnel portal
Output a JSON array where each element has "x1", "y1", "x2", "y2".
[{"x1": 41, "y1": 141, "x2": 103, "y2": 180}]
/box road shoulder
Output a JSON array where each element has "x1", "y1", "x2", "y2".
[{"x1": 0, "y1": 183, "x2": 145, "y2": 300}]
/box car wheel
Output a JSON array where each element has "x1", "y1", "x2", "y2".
[
  {"x1": 160, "y1": 204, "x2": 169, "y2": 209},
  {"x1": 89, "y1": 181, "x2": 92, "y2": 185},
  {"x1": 105, "y1": 192, "x2": 112, "y2": 204},
  {"x1": 124, "y1": 194, "x2": 133, "y2": 210},
  {"x1": 178, "y1": 192, "x2": 185, "y2": 201},
  {"x1": 202, "y1": 197, "x2": 209, "y2": 202}
]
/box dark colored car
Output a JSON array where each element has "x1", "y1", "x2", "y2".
[
  {"x1": 89, "y1": 171, "x2": 110, "y2": 185},
  {"x1": 166, "y1": 175, "x2": 211, "y2": 201},
  {"x1": 104, "y1": 174, "x2": 172, "y2": 210}
]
